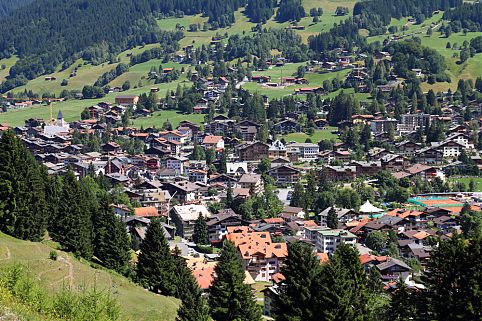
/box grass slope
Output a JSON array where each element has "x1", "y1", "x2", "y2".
[
  {"x1": 0, "y1": 232, "x2": 179, "y2": 321},
  {"x1": 282, "y1": 127, "x2": 339, "y2": 143}
]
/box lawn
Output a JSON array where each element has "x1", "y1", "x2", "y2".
[
  {"x1": 0, "y1": 232, "x2": 179, "y2": 321},
  {"x1": 132, "y1": 109, "x2": 206, "y2": 128},
  {"x1": 448, "y1": 177, "x2": 482, "y2": 192},
  {"x1": 0, "y1": 56, "x2": 18, "y2": 82},
  {"x1": 282, "y1": 127, "x2": 339, "y2": 143}
]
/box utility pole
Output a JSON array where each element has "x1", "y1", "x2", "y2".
[{"x1": 166, "y1": 191, "x2": 177, "y2": 226}]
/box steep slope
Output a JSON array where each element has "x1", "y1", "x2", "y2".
[{"x1": 0, "y1": 232, "x2": 180, "y2": 321}]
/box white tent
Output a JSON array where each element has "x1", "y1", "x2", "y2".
[{"x1": 359, "y1": 200, "x2": 384, "y2": 214}]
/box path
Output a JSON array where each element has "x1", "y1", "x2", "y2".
[
  {"x1": 0, "y1": 246, "x2": 11, "y2": 261},
  {"x1": 51, "y1": 255, "x2": 74, "y2": 288}
]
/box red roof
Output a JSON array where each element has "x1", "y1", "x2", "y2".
[{"x1": 134, "y1": 207, "x2": 159, "y2": 217}]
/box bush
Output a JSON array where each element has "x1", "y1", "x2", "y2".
[{"x1": 49, "y1": 250, "x2": 58, "y2": 261}]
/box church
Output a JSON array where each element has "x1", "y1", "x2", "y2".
[{"x1": 43, "y1": 110, "x2": 70, "y2": 135}]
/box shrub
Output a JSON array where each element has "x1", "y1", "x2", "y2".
[{"x1": 49, "y1": 250, "x2": 58, "y2": 261}]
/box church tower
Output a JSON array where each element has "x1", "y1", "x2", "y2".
[{"x1": 57, "y1": 110, "x2": 64, "y2": 126}]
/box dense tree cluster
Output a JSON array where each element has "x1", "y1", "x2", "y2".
[
  {"x1": 245, "y1": 0, "x2": 275, "y2": 23},
  {"x1": 276, "y1": 0, "x2": 306, "y2": 23},
  {"x1": 444, "y1": 2, "x2": 482, "y2": 32},
  {"x1": 308, "y1": 19, "x2": 366, "y2": 55},
  {"x1": 354, "y1": 0, "x2": 462, "y2": 35},
  {"x1": 225, "y1": 28, "x2": 310, "y2": 62},
  {"x1": 94, "y1": 63, "x2": 129, "y2": 87},
  {"x1": 0, "y1": 130, "x2": 131, "y2": 274}
]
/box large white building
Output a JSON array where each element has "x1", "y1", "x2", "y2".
[
  {"x1": 286, "y1": 142, "x2": 319, "y2": 160},
  {"x1": 313, "y1": 229, "x2": 356, "y2": 254}
]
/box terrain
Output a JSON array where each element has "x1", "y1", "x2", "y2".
[{"x1": 0, "y1": 232, "x2": 179, "y2": 321}]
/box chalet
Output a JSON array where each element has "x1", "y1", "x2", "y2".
[
  {"x1": 238, "y1": 173, "x2": 264, "y2": 194},
  {"x1": 273, "y1": 119, "x2": 301, "y2": 134},
  {"x1": 294, "y1": 87, "x2": 322, "y2": 95},
  {"x1": 415, "y1": 147, "x2": 444, "y2": 165},
  {"x1": 323, "y1": 165, "x2": 356, "y2": 181},
  {"x1": 207, "y1": 210, "x2": 246, "y2": 244},
  {"x1": 381, "y1": 154, "x2": 409, "y2": 171},
  {"x1": 202, "y1": 135, "x2": 224, "y2": 150},
  {"x1": 251, "y1": 75, "x2": 271, "y2": 83},
  {"x1": 236, "y1": 141, "x2": 270, "y2": 162},
  {"x1": 269, "y1": 140, "x2": 287, "y2": 159},
  {"x1": 395, "y1": 141, "x2": 422, "y2": 157},
  {"x1": 318, "y1": 207, "x2": 358, "y2": 228},
  {"x1": 268, "y1": 165, "x2": 301, "y2": 185},
  {"x1": 115, "y1": 95, "x2": 139, "y2": 106}
]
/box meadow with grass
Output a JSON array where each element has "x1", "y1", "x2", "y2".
[{"x1": 0, "y1": 232, "x2": 179, "y2": 321}]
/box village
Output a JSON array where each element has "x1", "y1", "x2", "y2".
[{"x1": 1, "y1": 57, "x2": 481, "y2": 315}]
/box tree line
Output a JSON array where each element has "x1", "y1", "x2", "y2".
[{"x1": 0, "y1": 130, "x2": 131, "y2": 275}]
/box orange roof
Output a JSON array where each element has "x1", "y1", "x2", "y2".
[
  {"x1": 134, "y1": 206, "x2": 159, "y2": 217},
  {"x1": 359, "y1": 253, "x2": 388, "y2": 265},
  {"x1": 193, "y1": 266, "x2": 215, "y2": 290},
  {"x1": 303, "y1": 220, "x2": 318, "y2": 227},
  {"x1": 272, "y1": 272, "x2": 285, "y2": 283},
  {"x1": 226, "y1": 230, "x2": 287, "y2": 260},
  {"x1": 203, "y1": 135, "x2": 223, "y2": 144},
  {"x1": 130, "y1": 133, "x2": 149, "y2": 137},
  {"x1": 413, "y1": 231, "x2": 430, "y2": 240},
  {"x1": 263, "y1": 218, "x2": 285, "y2": 224},
  {"x1": 317, "y1": 252, "x2": 329, "y2": 264}
]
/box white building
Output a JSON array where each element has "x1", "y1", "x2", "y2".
[
  {"x1": 315, "y1": 229, "x2": 356, "y2": 254},
  {"x1": 170, "y1": 204, "x2": 211, "y2": 240},
  {"x1": 286, "y1": 142, "x2": 319, "y2": 161}
]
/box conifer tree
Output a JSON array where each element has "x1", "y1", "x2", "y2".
[
  {"x1": 313, "y1": 244, "x2": 368, "y2": 321},
  {"x1": 93, "y1": 192, "x2": 131, "y2": 274},
  {"x1": 193, "y1": 214, "x2": 209, "y2": 245},
  {"x1": 53, "y1": 170, "x2": 93, "y2": 259},
  {"x1": 136, "y1": 219, "x2": 176, "y2": 296},
  {"x1": 175, "y1": 256, "x2": 210, "y2": 321},
  {"x1": 0, "y1": 130, "x2": 47, "y2": 241},
  {"x1": 273, "y1": 241, "x2": 322, "y2": 321},
  {"x1": 327, "y1": 207, "x2": 338, "y2": 229},
  {"x1": 209, "y1": 241, "x2": 261, "y2": 321},
  {"x1": 389, "y1": 279, "x2": 418, "y2": 321}
]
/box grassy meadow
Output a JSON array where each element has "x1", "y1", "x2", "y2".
[{"x1": 0, "y1": 232, "x2": 179, "y2": 321}]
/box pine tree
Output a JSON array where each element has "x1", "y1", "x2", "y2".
[
  {"x1": 193, "y1": 214, "x2": 209, "y2": 245},
  {"x1": 93, "y1": 192, "x2": 131, "y2": 274},
  {"x1": 136, "y1": 219, "x2": 176, "y2": 295},
  {"x1": 273, "y1": 241, "x2": 322, "y2": 321},
  {"x1": 327, "y1": 207, "x2": 338, "y2": 229},
  {"x1": 423, "y1": 235, "x2": 482, "y2": 320},
  {"x1": 53, "y1": 170, "x2": 93, "y2": 259},
  {"x1": 389, "y1": 279, "x2": 418, "y2": 321},
  {"x1": 209, "y1": 241, "x2": 261, "y2": 321},
  {"x1": 313, "y1": 243, "x2": 368, "y2": 321},
  {"x1": 175, "y1": 256, "x2": 210, "y2": 321},
  {"x1": 226, "y1": 182, "x2": 233, "y2": 208},
  {"x1": 0, "y1": 130, "x2": 47, "y2": 241},
  {"x1": 290, "y1": 182, "x2": 305, "y2": 208}
]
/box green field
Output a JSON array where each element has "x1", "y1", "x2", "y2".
[
  {"x1": 0, "y1": 232, "x2": 179, "y2": 321},
  {"x1": 282, "y1": 127, "x2": 339, "y2": 143},
  {"x1": 0, "y1": 56, "x2": 18, "y2": 82},
  {"x1": 132, "y1": 109, "x2": 206, "y2": 128},
  {"x1": 448, "y1": 177, "x2": 482, "y2": 192}
]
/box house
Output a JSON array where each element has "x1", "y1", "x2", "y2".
[
  {"x1": 189, "y1": 169, "x2": 208, "y2": 184},
  {"x1": 376, "y1": 258, "x2": 411, "y2": 280},
  {"x1": 237, "y1": 141, "x2": 269, "y2": 162},
  {"x1": 170, "y1": 204, "x2": 212, "y2": 240},
  {"x1": 395, "y1": 141, "x2": 422, "y2": 157},
  {"x1": 285, "y1": 143, "x2": 319, "y2": 161},
  {"x1": 207, "y1": 210, "x2": 246, "y2": 244},
  {"x1": 313, "y1": 229, "x2": 356, "y2": 254},
  {"x1": 115, "y1": 95, "x2": 139, "y2": 106},
  {"x1": 415, "y1": 147, "x2": 444, "y2": 165},
  {"x1": 318, "y1": 207, "x2": 358, "y2": 228},
  {"x1": 323, "y1": 165, "x2": 356, "y2": 181},
  {"x1": 251, "y1": 75, "x2": 271, "y2": 83},
  {"x1": 269, "y1": 140, "x2": 287, "y2": 159},
  {"x1": 268, "y1": 165, "x2": 301, "y2": 185},
  {"x1": 203, "y1": 135, "x2": 224, "y2": 150},
  {"x1": 164, "y1": 155, "x2": 188, "y2": 175},
  {"x1": 134, "y1": 206, "x2": 160, "y2": 218},
  {"x1": 294, "y1": 87, "x2": 322, "y2": 95},
  {"x1": 273, "y1": 119, "x2": 301, "y2": 134},
  {"x1": 162, "y1": 181, "x2": 202, "y2": 203},
  {"x1": 238, "y1": 173, "x2": 264, "y2": 194},
  {"x1": 226, "y1": 228, "x2": 287, "y2": 282}
]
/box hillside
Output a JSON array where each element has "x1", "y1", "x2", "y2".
[{"x1": 0, "y1": 232, "x2": 180, "y2": 321}]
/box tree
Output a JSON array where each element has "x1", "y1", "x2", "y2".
[
  {"x1": 175, "y1": 255, "x2": 210, "y2": 321},
  {"x1": 209, "y1": 241, "x2": 261, "y2": 321},
  {"x1": 51, "y1": 170, "x2": 93, "y2": 259},
  {"x1": 0, "y1": 130, "x2": 47, "y2": 241},
  {"x1": 290, "y1": 182, "x2": 305, "y2": 208},
  {"x1": 122, "y1": 80, "x2": 130, "y2": 91},
  {"x1": 423, "y1": 235, "x2": 482, "y2": 320},
  {"x1": 273, "y1": 241, "x2": 322, "y2": 321},
  {"x1": 365, "y1": 231, "x2": 388, "y2": 253},
  {"x1": 193, "y1": 214, "x2": 209, "y2": 245},
  {"x1": 388, "y1": 279, "x2": 419, "y2": 321},
  {"x1": 327, "y1": 207, "x2": 339, "y2": 229},
  {"x1": 461, "y1": 210, "x2": 482, "y2": 238},
  {"x1": 93, "y1": 192, "x2": 131, "y2": 274},
  {"x1": 136, "y1": 220, "x2": 176, "y2": 296},
  {"x1": 312, "y1": 243, "x2": 369, "y2": 320}
]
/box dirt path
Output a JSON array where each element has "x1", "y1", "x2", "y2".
[
  {"x1": 0, "y1": 246, "x2": 11, "y2": 261},
  {"x1": 51, "y1": 255, "x2": 74, "y2": 288}
]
